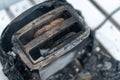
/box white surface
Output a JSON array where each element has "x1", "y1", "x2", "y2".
[
  {"x1": 0, "y1": 63, "x2": 8, "y2": 80},
  {"x1": 95, "y1": 0, "x2": 120, "y2": 13},
  {"x1": 9, "y1": 0, "x2": 33, "y2": 17},
  {"x1": 95, "y1": 0, "x2": 120, "y2": 25},
  {"x1": 96, "y1": 21, "x2": 120, "y2": 61},
  {"x1": 113, "y1": 10, "x2": 120, "y2": 25},
  {"x1": 0, "y1": 10, "x2": 11, "y2": 35},
  {"x1": 33, "y1": 0, "x2": 47, "y2": 4},
  {"x1": 0, "y1": 0, "x2": 21, "y2": 10},
  {"x1": 67, "y1": 0, "x2": 105, "y2": 30}
]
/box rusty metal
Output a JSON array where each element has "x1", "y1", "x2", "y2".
[
  {"x1": 50, "y1": 18, "x2": 64, "y2": 26},
  {"x1": 34, "y1": 18, "x2": 64, "y2": 38}
]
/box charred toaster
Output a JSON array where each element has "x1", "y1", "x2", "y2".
[
  {"x1": 12, "y1": 5, "x2": 90, "y2": 69},
  {"x1": 0, "y1": 0, "x2": 91, "y2": 80}
]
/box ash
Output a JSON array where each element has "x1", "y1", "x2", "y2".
[{"x1": 48, "y1": 47, "x2": 120, "y2": 80}]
